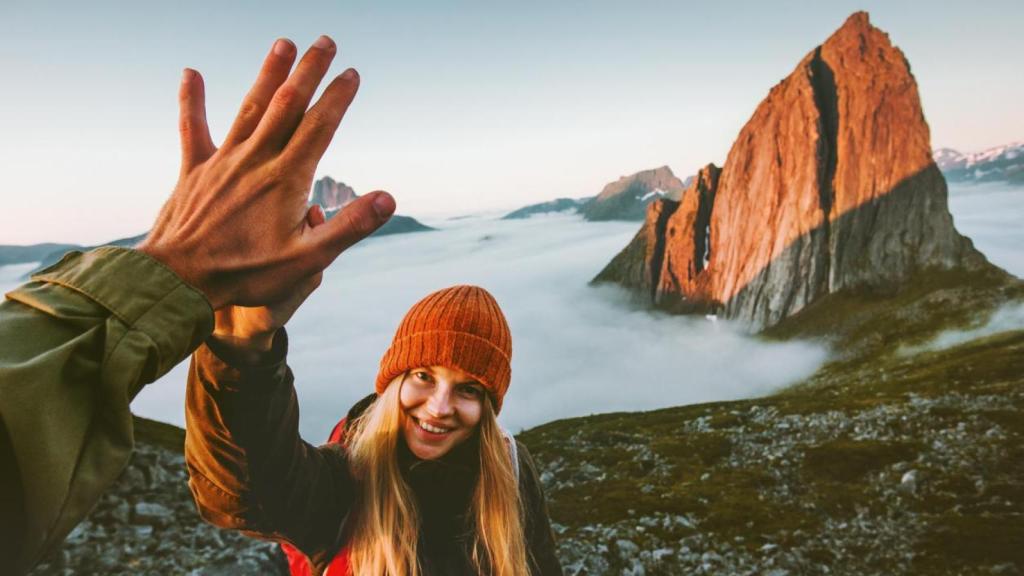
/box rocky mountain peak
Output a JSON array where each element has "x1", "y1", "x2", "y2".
[
  {"x1": 582, "y1": 166, "x2": 688, "y2": 221},
  {"x1": 310, "y1": 176, "x2": 357, "y2": 211},
  {"x1": 595, "y1": 12, "x2": 990, "y2": 329}
]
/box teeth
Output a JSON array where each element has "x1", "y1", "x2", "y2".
[{"x1": 417, "y1": 420, "x2": 451, "y2": 434}]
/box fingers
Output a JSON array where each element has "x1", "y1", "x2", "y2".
[
  {"x1": 250, "y1": 35, "x2": 337, "y2": 151},
  {"x1": 279, "y1": 69, "x2": 360, "y2": 171},
  {"x1": 178, "y1": 69, "x2": 215, "y2": 171},
  {"x1": 301, "y1": 192, "x2": 395, "y2": 272},
  {"x1": 222, "y1": 39, "x2": 297, "y2": 147}
]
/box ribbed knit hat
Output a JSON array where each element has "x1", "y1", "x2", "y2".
[{"x1": 376, "y1": 285, "x2": 513, "y2": 413}]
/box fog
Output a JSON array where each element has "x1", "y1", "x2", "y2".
[
  {"x1": 3, "y1": 181, "x2": 1019, "y2": 439},
  {"x1": 901, "y1": 301, "x2": 1024, "y2": 357},
  {"x1": 123, "y1": 213, "x2": 825, "y2": 438},
  {"x1": 949, "y1": 182, "x2": 1024, "y2": 278}
]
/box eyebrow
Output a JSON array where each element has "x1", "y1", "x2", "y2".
[{"x1": 424, "y1": 366, "x2": 479, "y2": 387}]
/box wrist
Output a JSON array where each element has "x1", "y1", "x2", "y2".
[
  {"x1": 209, "y1": 329, "x2": 278, "y2": 365},
  {"x1": 135, "y1": 242, "x2": 228, "y2": 309},
  {"x1": 210, "y1": 329, "x2": 276, "y2": 352}
]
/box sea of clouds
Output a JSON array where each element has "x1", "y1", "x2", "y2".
[
  {"x1": 2, "y1": 182, "x2": 1019, "y2": 439},
  {"x1": 131, "y1": 213, "x2": 828, "y2": 438}
]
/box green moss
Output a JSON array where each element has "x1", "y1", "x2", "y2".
[
  {"x1": 803, "y1": 440, "x2": 919, "y2": 483},
  {"x1": 708, "y1": 412, "x2": 745, "y2": 429},
  {"x1": 916, "y1": 515, "x2": 1024, "y2": 571},
  {"x1": 687, "y1": 468, "x2": 817, "y2": 546},
  {"x1": 980, "y1": 409, "x2": 1024, "y2": 437},
  {"x1": 763, "y1": 266, "x2": 1021, "y2": 362},
  {"x1": 132, "y1": 414, "x2": 185, "y2": 453}
]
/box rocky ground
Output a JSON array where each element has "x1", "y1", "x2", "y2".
[
  {"x1": 28, "y1": 429, "x2": 287, "y2": 576},
  {"x1": 522, "y1": 324, "x2": 1024, "y2": 575}
]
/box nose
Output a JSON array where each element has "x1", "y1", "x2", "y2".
[{"x1": 426, "y1": 387, "x2": 455, "y2": 418}]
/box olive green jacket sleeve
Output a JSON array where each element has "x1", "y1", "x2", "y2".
[{"x1": 0, "y1": 247, "x2": 213, "y2": 573}]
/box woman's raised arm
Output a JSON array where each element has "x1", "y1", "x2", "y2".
[{"x1": 185, "y1": 329, "x2": 354, "y2": 567}]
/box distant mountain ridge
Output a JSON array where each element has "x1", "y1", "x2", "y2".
[
  {"x1": 934, "y1": 142, "x2": 1024, "y2": 186},
  {"x1": 27, "y1": 233, "x2": 148, "y2": 276},
  {"x1": 594, "y1": 12, "x2": 995, "y2": 330},
  {"x1": 501, "y1": 167, "x2": 692, "y2": 221},
  {"x1": 501, "y1": 197, "x2": 592, "y2": 220},
  {"x1": 0, "y1": 243, "x2": 79, "y2": 267},
  {"x1": 1, "y1": 178, "x2": 430, "y2": 277},
  {"x1": 308, "y1": 176, "x2": 434, "y2": 237}
]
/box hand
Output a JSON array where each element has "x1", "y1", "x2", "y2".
[
  {"x1": 137, "y1": 35, "x2": 395, "y2": 310},
  {"x1": 211, "y1": 207, "x2": 327, "y2": 356}
]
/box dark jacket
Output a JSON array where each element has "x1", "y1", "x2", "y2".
[{"x1": 185, "y1": 330, "x2": 563, "y2": 575}]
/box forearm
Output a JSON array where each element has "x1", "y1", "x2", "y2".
[
  {"x1": 0, "y1": 247, "x2": 213, "y2": 573},
  {"x1": 185, "y1": 332, "x2": 354, "y2": 558}
]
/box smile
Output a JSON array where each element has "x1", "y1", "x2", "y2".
[{"x1": 415, "y1": 418, "x2": 453, "y2": 434}]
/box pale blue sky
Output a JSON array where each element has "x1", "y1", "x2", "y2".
[{"x1": 1, "y1": 0, "x2": 1021, "y2": 244}]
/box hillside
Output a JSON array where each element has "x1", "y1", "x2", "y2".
[{"x1": 523, "y1": 268, "x2": 1024, "y2": 574}]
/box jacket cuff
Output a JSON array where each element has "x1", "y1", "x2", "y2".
[
  {"x1": 196, "y1": 329, "x2": 290, "y2": 392},
  {"x1": 30, "y1": 246, "x2": 214, "y2": 374}
]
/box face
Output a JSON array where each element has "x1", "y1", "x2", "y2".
[{"x1": 400, "y1": 365, "x2": 486, "y2": 460}]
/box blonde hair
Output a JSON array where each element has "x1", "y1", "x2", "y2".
[{"x1": 345, "y1": 373, "x2": 528, "y2": 576}]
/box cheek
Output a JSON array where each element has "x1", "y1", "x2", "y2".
[
  {"x1": 399, "y1": 383, "x2": 420, "y2": 411},
  {"x1": 460, "y1": 400, "x2": 483, "y2": 428}
]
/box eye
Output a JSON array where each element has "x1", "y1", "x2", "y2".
[
  {"x1": 413, "y1": 371, "x2": 433, "y2": 384},
  {"x1": 457, "y1": 384, "x2": 484, "y2": 399}
]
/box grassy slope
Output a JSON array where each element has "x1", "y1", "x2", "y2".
[{"x1": 520, "y1": 266, "x2": 1024, "y2": 574}]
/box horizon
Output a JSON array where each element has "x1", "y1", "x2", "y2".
[{"x1": 2, "y1": 1, "x2": 1023, "y2": 245}]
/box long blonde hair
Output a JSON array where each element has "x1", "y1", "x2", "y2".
[{"x1": 346, "y1": 374, "x2": 529, "y2": 576}]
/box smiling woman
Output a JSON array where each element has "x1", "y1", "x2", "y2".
[
  {"x1": 401, "y1": 366, "x2": 485, "y2": 460},
  {"x1": 185, "y1": 284, "x2": 562, "y2": 576}
]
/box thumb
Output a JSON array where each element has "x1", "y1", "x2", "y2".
[{"x1": 302, "y1": 191, "x2": 395, "y2": 270}]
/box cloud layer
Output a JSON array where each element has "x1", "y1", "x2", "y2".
[
  {"x1": 4, "y1": 182, "x2": 1016, "y2": 441},
  {"x1": 125, "y1": 213, "x2": 826, "y2": 438}
]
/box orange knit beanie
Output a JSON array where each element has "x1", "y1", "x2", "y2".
[{"x1": 376, "y1": 285, "x2": 513, "y2": 413}]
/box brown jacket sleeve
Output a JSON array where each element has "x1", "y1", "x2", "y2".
[
  {"x1": 185, "y1": 329, "x2": 354, "y2": 566},
  {"x1": 517, "y1": 441, "x2": 564, "y2": 576}
]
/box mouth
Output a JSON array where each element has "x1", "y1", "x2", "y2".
[{"x1": 412, "y1": 416, "x2": 454, "y2": 436}]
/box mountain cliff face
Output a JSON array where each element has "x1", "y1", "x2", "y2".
[
  {"x1": 595, "y1": 12, "x2": 989, "y2": 329},
  {"x1": 309, "y1": 176, "x2": 357, "y2": 210},
  {"x1": 581, "y1": 166, "x2": 688, "y2": 221}
]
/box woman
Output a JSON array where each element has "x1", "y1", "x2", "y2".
[{"x1": 184, "y1": 279, "x2": 563, "y2": 576}]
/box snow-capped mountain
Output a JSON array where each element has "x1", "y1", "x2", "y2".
[{"x1": 934, "y1": 142, "x2": 1024, "y2": 185}]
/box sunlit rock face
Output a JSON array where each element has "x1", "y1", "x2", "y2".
[
  {"x1": 595, "y1": 11, "x2": 987, "y2": 329},
  {"x1": 581, "y1": 166, "x2": 688, "y2": 221}
]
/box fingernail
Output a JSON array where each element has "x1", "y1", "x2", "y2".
[
  {"x1": 341, "y1": 68, "x2": 359, "y2": 82},
  {"x1": 182, "y1": 68, "x2": 196, "y2": 83},
  {"x1": 273, "y1": 38, "x2": 294, "y2": 57},
  {"x1": 373, "y1": 193, "x2": 395, "y2": 219},
  {"x1": 313, "y1": 35, "x2": 335, "y2": 51}
]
